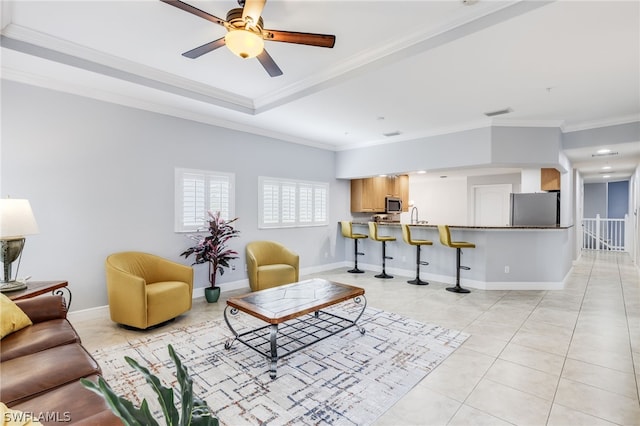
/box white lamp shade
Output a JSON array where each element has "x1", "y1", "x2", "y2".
[
  {"x1": 0, "y1": 199, "x2": 39, "y2": 239},
  {"x1": 224, "y1": 29, "x2": 264, "y2": 59}
]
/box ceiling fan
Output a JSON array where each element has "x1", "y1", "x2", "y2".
[{"x1": 160, "y1": 0, "x2": 336, "y2": 77}]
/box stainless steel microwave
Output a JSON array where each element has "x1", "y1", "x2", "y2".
[{"x1": 385, "y1": 197, "x2": 402, "y2": 213}]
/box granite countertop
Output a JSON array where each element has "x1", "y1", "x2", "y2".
[{"x1": 350, "y1": 221, "x2": 573, "y2": 230}]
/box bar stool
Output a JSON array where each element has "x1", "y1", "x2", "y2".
[
  {"x1": 340, "y1": 221, "x2": 367, "y2": 273},
  {"x1": 437, "y1": 225, "x2": 475, "y2": 293},
  {"x1": 401, "y1": 224, "x2": 432, "y2": 286},
  {"x1": 368, "y1": 222, "x2": 396, "y2": 279}
]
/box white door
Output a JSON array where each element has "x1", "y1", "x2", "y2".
[{"x1": 473, "y1": 184, "x2": 512, "y2": 226}]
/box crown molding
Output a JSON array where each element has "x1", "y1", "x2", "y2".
[
  {"x1": 490, "y1": 118, "x2": 565, "y2": 128},
  {"x1": 1, "y1": 24, "x2": 255, "y2": 113},
  {"x1": 1, "y1": 63, "x2": 336, "y2": 152},
  {"x1": 254, "y1": 0, "x2": 553, "y2": 113},
  {"x1": 562, "y1": 114, "x2": 640, "y2": 133},
  {"x1": 335, "y1": 119, "x2": 492, "y2": 152}
]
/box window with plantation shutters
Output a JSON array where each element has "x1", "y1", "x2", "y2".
[
  {"x1": 259, "y1": 177, "x2": 329, "y2": 228},
  {"x1": 314, "y1": 184, "x2": 327, "y2": 223},
  {"x1": 299, "y1": 184, "x2": 313, "y2": 223},
  {"x1": 175, "y1": 168, "x2": 235, "y2": 232},
  {"x1": 261, "y1": 179, "x2": 280, "y2": 225}
]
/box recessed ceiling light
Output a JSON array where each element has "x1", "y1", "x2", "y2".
[
  {"x1": 602, "y1": 165, "x2": 612, "y2": 170},
  {"x1": 602, "y1": 175, "x2": 611, "y2": 178},
  {"x1": 379, "y1": 174, "x2": 387, "y2": 177},
  {"x1": 417, "y1": 170, "x2": 426, "y2": 174},
  {"x1": 592, "y1": 151, "x2": 618, "y2": 158}
]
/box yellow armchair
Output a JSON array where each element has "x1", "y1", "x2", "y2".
[
  {"x1": 105, "y1": 252, "x2": 193, "y2": 329},
  {"x1": 246, "y1": 241, "x2": 299, "y2": 291}
]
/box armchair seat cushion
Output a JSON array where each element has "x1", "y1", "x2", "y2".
[
  {"x1": 146, "y1": 281, "x2": 192, "y2": 326},
  {"x1": 257, "y1": 265, "x2": 298, "y2": 291}
]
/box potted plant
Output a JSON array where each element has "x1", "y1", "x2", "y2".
[{"x1": 181, "y1": 211, "x2": 240, "y2": 303}]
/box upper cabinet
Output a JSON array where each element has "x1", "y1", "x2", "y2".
[
  {"x1": 541, "y1": 168, "x2": 560, "y2": 191},
  {"x1": 351, "y1": 175, "x2": 409, "y2": 212}
]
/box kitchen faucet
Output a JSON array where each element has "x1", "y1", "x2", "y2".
[{"x1": 410, "y1": 206, "x2": 419, "y2": 224}]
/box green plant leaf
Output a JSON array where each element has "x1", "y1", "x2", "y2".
[
  {"x1": 125, "y1": 356, "x2": 180, "y2": 426},
  {"x1": 168, "y1": 344, "x2": 217, "y2": 426},
  {"x1": 81, "y1": 345, "x2": 218, "y2": 426},
  {"x1": 168, "y1": 344, "x2": 193, "y2": 426},
  {"x1": 80, "y1": 377, "x2": 160, "y2": 426}
]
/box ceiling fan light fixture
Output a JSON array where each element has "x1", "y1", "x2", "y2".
[{"x1": 225, "y1": 29, "x2": 264, "y2": 59}]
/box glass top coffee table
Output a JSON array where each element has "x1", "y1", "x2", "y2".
[{"x1": 224, "y1": 278, "x2": 366, "y2": 378}]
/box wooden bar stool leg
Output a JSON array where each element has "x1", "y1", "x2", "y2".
[
  {"x1": 348, "y1": 238, "x2": 365, "y2": 274},
  {"x1": 407, "y1": 244, "x2": 429, "y2": 286},
  {"x1": 446, "y1": 248, "x2": 471, "y2": 293}
]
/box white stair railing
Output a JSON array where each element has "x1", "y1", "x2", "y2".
[{"x1": 582, "y1": 214, "x2": 628, "y2": 251}]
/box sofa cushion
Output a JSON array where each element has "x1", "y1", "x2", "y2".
[
  {"x1": 1, "y1": 294, "x2": 33, "y2": 339},
  {"x1": 1, "y1": 344, "x2": 101, "y2": 406},
  {"x1": 0, "y1": 319, "x2": 80, "y2": 362},
  {"x1": 15, "y1": 296, "x2": 67, "y2": 324},
  {"x1": 12, "y1": 375, "x2": 122, "y2": 426},
  {"x1": 0, "y1": 402, "x2": 43, "y2": 425}
]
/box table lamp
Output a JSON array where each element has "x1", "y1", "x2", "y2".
[{"x1": 0, "y1": 199, "x2": 39, "y2": 285}]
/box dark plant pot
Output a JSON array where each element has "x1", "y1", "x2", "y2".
[{"x1": 204, "y1": 287, "x2": 221, "y2": 303}]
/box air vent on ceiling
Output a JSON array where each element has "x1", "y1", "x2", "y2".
[
  {"x1": 383, "y1": 131, "x2": 402, "y2": 137},
  {"x1": 592, "y1": 152, "x2": 618, "y2": 157},
  {"x1": 484, "y1": 107, "x2": 513, "y2": 117}
]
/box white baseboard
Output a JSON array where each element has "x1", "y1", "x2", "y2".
[
  {"x1": 349, "y1": 262, "x2": 565, "y2": 291},
  {"x1": 68, "y1": 305, "x2": 110, "y2": 322}
]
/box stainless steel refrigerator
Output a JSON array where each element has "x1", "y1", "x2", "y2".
[{"x1": 510, "y1": 192, "x2": 560, "y2": 226}]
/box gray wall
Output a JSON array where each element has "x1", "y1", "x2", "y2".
[
  {"x1": 584, "y1": 183, "x2": 608, "y2": 218},
  {"x1": 335, "y1": 127, "x2": 493, "y2": 179},
  {"x1": 1, "y1": 81, "x2": 350, "y2": 311},
  {"x1": 336, "y1": 126, "x2": 568, "y2": 179},
  {"x1": 563, "y1": 121, "x2": 640, "y2": 149}
]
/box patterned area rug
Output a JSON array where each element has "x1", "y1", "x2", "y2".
[{"x1": 92, "y1": 306, "x2": 469, "y2": 425}]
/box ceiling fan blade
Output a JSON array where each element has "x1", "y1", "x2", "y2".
[
  {"x1": 160, "y1": 0, "x2": 226, "y2": 26},
  {"x1": 257, "y1": 49, "x2": 283, "y2": 77},
  {"x1": 263, "y1": 29, "x2": 335, "y2": 48},
  {"x1": 242, "y1": 0, "x2": 266, "y2": 27},
  {"x1": 182, "y1": 38, "x2": 226, "y2": 59}
]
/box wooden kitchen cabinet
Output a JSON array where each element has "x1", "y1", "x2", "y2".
[
  {"x1": 387, "y1": 175, "x2": 409, "y2": 209},
  {"x1": 350, "y1": 175, "x2": 409, "y2": 212},
  {"x1": 351, "y1": 177, "x2": 386, "y2": 212},
  {"x1": 541, "y1": 168, "x2": 560, "y2": 191}
]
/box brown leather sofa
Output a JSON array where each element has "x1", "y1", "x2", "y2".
[{"x1": 0, "y1": 295, "x2": 121, "y2": 425}]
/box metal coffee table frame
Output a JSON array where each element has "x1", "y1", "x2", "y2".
[{"x1": 223, "y1": 281, "x2": 366, "y2": 379}]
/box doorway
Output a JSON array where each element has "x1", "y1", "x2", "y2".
[{"x1": 472, "y1": 184, "x2": 512, "y2": 226}]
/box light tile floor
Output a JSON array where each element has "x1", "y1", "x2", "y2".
[{"x1": 74, "y1": 251, "x2": 640, "y2": 425}]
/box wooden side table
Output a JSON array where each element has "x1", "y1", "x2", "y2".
[{"x1": 5, "y1": 280, "x2": 72, "y2": 309}]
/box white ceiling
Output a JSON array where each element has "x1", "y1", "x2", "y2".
[{"x1": 2, "y1": 0, "x2": 639, "y2": 183}]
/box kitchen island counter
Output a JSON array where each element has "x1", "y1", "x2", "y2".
[
  {"x1": 352, "y1": 222, "x2": 573, "y2": 230},
  {"x1": 343, "y1": 222, "x2": 574, "y2": 290}
]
